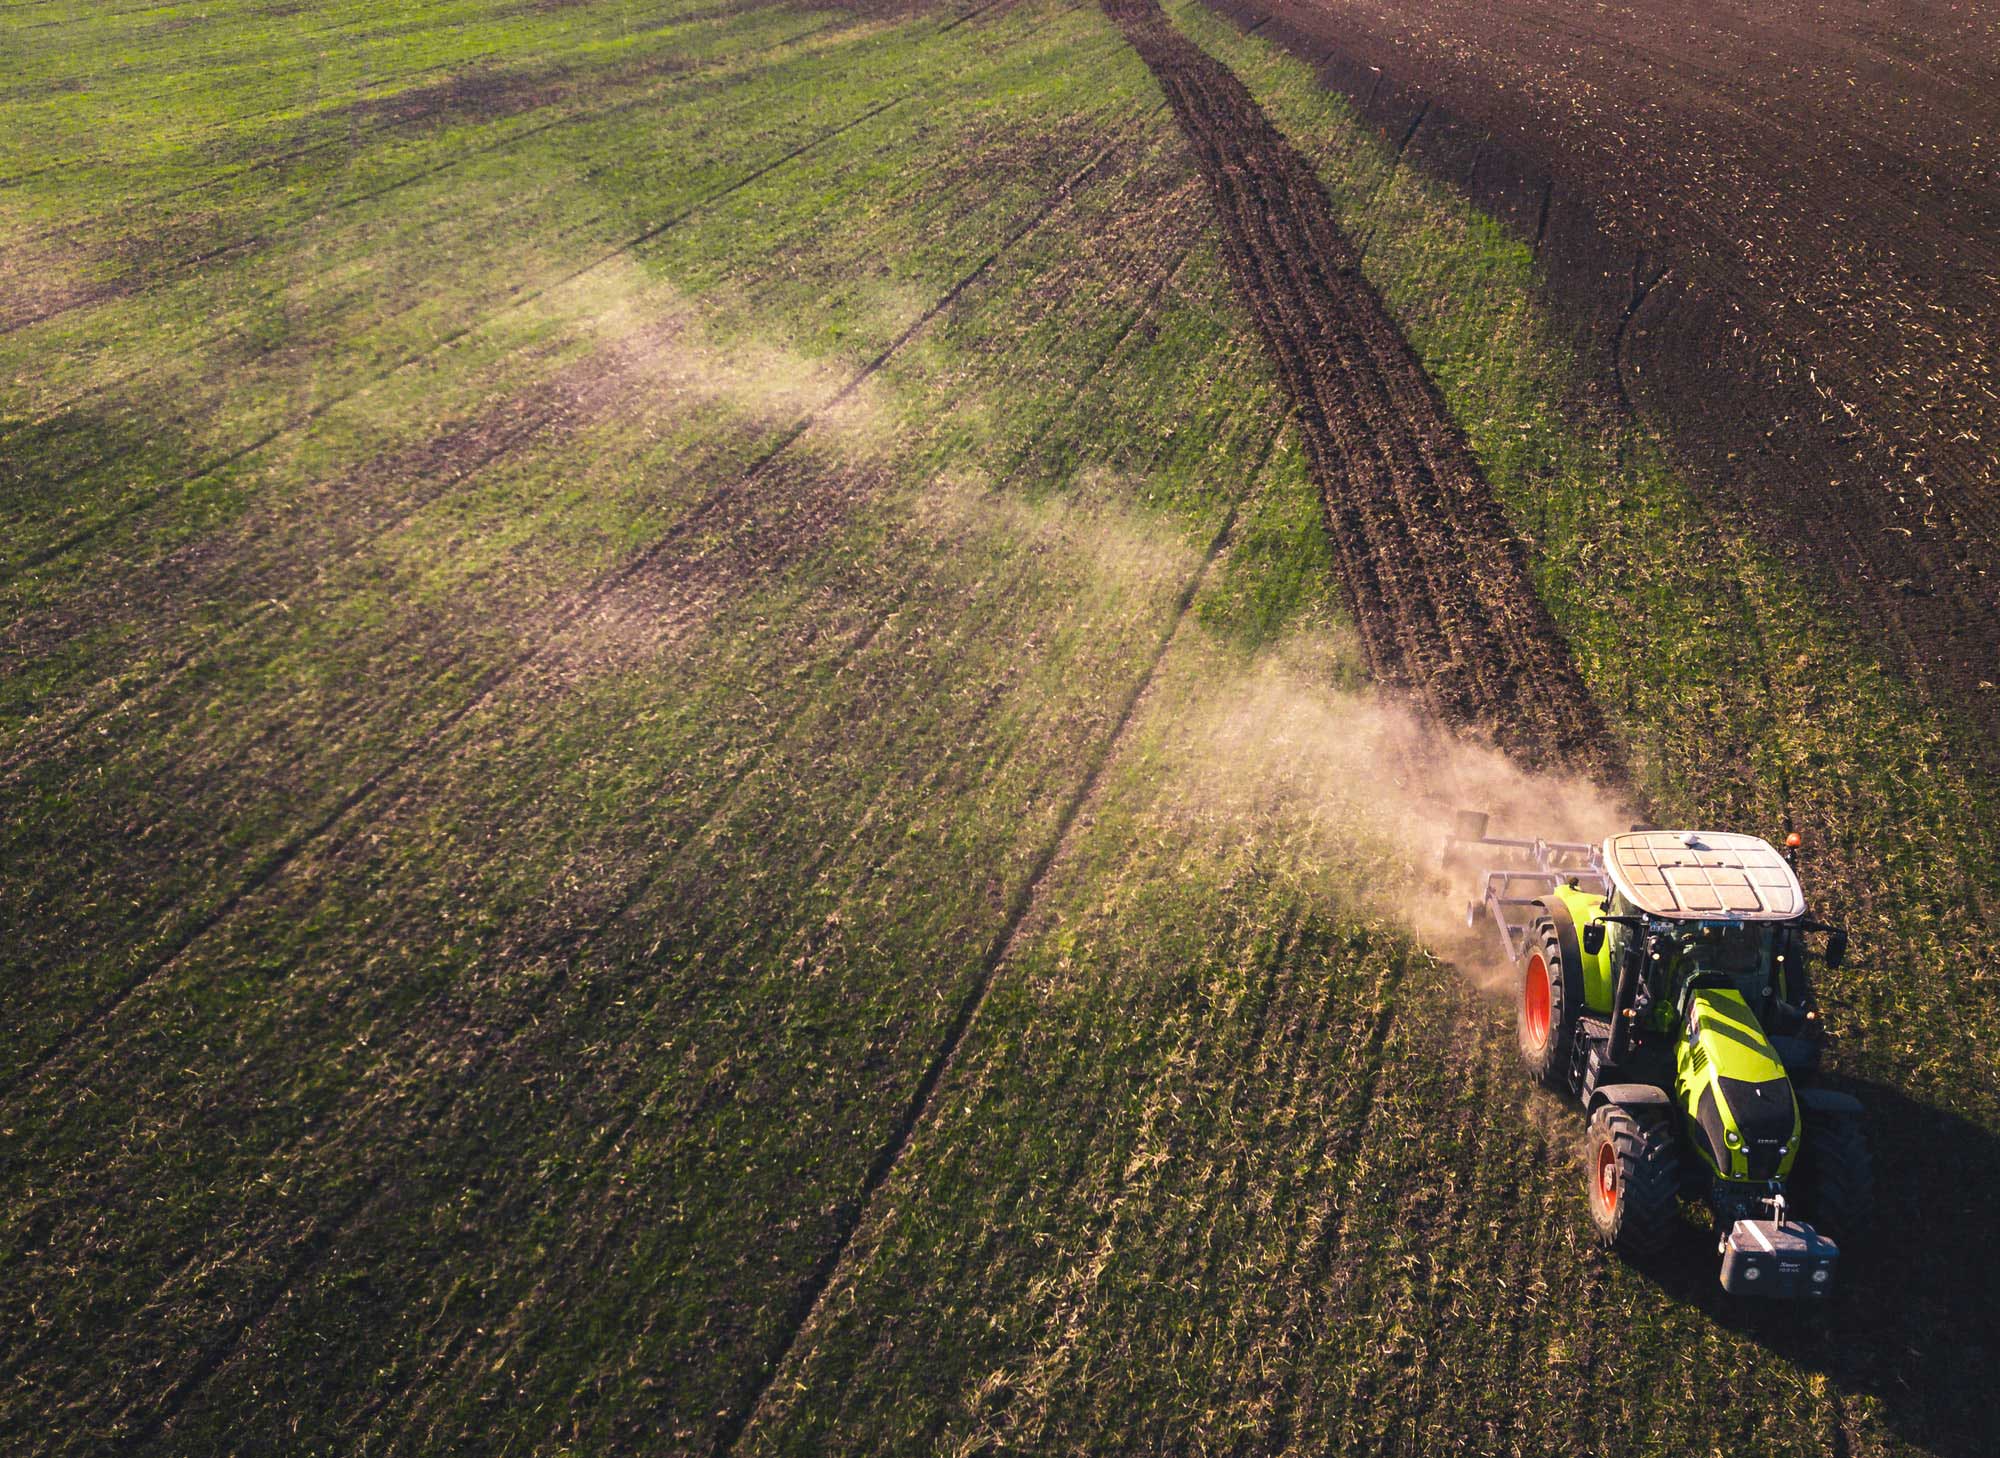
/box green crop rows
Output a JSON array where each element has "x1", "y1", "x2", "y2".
[{"x1": 3, "y1": 0, "x2": 1994, "y2": 1454}]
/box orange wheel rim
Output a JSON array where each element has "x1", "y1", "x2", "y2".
[
  {"x1": 1595, "y1": 1141, "x2": 1618, "y2": 1213},
  {"x1": 1524, "y1": 953, "x2": 1551, "y2": 1043}
]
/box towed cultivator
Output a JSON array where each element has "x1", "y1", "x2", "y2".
[{"x1": 1449, "y1": 814, "x2": 1871, "y2": 1297}]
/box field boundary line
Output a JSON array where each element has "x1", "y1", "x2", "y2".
[{"x1": 714, "y1": 413, "x2": 1280, "y2": 1455}]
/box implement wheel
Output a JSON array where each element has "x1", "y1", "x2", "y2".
[
  {"x1": 1517, "y1": 915, "x2": 1580, "y2": 1091},
  {"x1": 1584, "y1": 1103, "x2": 1680, "y2": 1255}
]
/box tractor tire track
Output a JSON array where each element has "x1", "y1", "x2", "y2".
[
  {"x1": 51, "y1": 173, "x2": 1206, "y2": 1447},
  {"x1": 716, "y1": 419, "x2": 1280, "y2": 1457},
  {"x1": 1, "y1": 92, "x2": 911, "y2": 585},
  {"x1": 19, "y1": 142, "x2": 1134, "y2": 1440},
  {"x1": 0, "y1": 135, "x2": 1131, "y2": 1109},
  {"x1": 9, "y1": 0, "x2": 1077, "y2": 460},
  {"x1": 1104, "y1": 0, "x2": 1618, "y2": 782}
]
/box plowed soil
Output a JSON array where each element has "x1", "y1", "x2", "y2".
[
  {"x1": 1106, "y1": 0, "x2": 1615, "y2": 780},
  {"x1": 1206, "y1": 0, "x2": 2000, "y2": 751}
]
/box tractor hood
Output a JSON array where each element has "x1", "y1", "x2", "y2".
[{"x1": 1678, "y1": 988, "x2": 1801, "y2": 1181}]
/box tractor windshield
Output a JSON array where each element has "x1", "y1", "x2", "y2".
[{"x1": 1666, "y1": 920, "x2": 1775, "y2": 1003}]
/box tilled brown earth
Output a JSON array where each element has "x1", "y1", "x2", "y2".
[
  {"x1": 1203, "y1": 0, "x2": 2000, "y2": 760},
  {"x1": 1105, "y1": 0, "x2": 1617, "y2": 782}
]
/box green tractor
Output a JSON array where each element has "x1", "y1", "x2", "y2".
[{"x1": 1451, "y1": 817, "x2": 1872, "y2": 1297}]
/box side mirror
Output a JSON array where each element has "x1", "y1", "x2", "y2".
[
  {"x1": 1581, "y1": 921, "x2": 1606, "y2": 956},
  {"x1": 1824, "y1": 928, "x2": 1847, "y2": 968}
]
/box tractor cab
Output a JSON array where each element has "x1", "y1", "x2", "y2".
[{"x1": 1598, "y1": 833, "x2": 1832, "y2": 1070}]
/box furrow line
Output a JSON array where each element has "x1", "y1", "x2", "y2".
[{"x1": 1104, "y1": 0, "x2": 1620, "y2": 781}]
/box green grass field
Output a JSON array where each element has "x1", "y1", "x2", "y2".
[{"x1": 4, "y1": 1, "x2": 1996, "y2": 1453}]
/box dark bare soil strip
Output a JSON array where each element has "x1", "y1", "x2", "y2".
[
  {"x1": 1107, "y1": 0, "x2": 1615, "y2": 780},
  {"x1": 1202, "y1": 0, "x2": 2000, "y2": 766},
  {"x1": 332, "y1": 61, "x2": 581, "y2": 130},
  {"x1": 0, "y1": 29, "x2": 812, "y2": 346}
]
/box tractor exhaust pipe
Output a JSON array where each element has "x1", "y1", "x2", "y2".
[{"x1": 1607, "y1": 938, "x2": 1637, "y2": 1065}]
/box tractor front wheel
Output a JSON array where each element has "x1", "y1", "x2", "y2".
[
  {"x1": 1517, "y1": 917, "x2": 1580, "y2": 1091},
  {"x1": 1584, "y1": 1103, "x2": 1680, "y2": 1255},
  {"x1": 1794, "y1": 1112, "x2": 1874, "y2": 1245}
]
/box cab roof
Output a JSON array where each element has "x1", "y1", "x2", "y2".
[{"x1": 1602, "y1": 831, "x2": 1804, "y2": 921}]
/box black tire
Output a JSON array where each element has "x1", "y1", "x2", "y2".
[
  {"x1": 1794, "y1": 1112, "x2": 1874, "y2": 1245},
  {"x1": 1584, "y1": 1103, "x2": 1681, "y2": 1255},
  {"x1": 1517, "y1": 916, "x2": 1580, "y2": 1090}
]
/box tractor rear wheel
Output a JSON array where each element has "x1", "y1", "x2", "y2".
[
  {"x1": 1584, "y1": 1103, "x2": 1680, "y2": 1255},
  {"x1": 1517, "y1": 916, "x2": 1580, "y2": 1091},
  {"x1": 1794, "y1": 1112, "x2": 1874, "y2": 1245}
]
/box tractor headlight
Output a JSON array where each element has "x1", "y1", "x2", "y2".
[
  {"x1": 1725, "y1": 1129, "x2": 1741, "y2": 1148},
  {"x1": 1812, "y1": 1268, "x2": 1830, "y2": 1284}
]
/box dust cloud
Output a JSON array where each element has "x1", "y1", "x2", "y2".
[
  {"x1": 550, "y1": 261, "x2": 895, "y2": 450},
  {"x1": 1161, "y1": 631, "x2": 1633, "y2": 986},
  {"x1": 911, "y1": 467, "x2": 1201, "y2": 597}
]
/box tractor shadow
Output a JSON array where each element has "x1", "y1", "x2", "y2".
[{"x1": 1624, "y1": 1076, "x2": 2000, "y2": 1457}]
